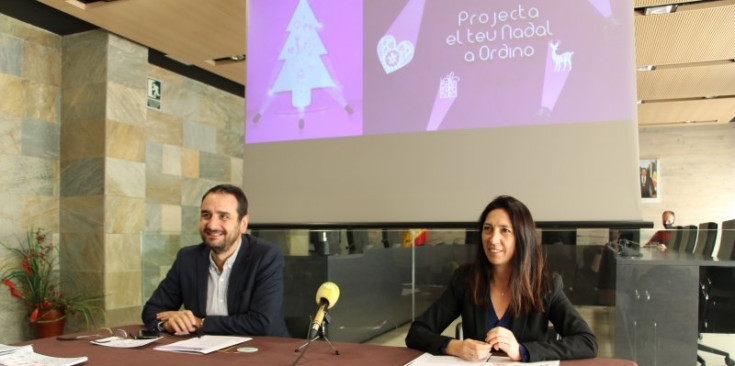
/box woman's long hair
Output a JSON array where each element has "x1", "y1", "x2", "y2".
[{"x1": 469, "y1": 195, "x2": 550, "y2": 315}]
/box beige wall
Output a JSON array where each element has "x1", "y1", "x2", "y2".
[{"x1": 638, "y1": 124, "x2": 735, "y2": 238}]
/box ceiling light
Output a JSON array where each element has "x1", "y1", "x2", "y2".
[
  {"x1": 644, "y1": 5, "x2": 677, "y2": 15},
  {"x1": 703, "y1": 95, "x2": 718, "y2": 99},
  {"x1": 636, "y1": 65, "x2": 655, "y2": 72},
  {"x1": 230, "y1": 55, "x2": 246, "y2": 61},
  {"x1": 636, "y1": 100, "x2": 644, "y2": 104}
]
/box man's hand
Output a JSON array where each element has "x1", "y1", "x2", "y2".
[
  {"x1": 485, "y1": 327, "x2": 522, "y2": 361},
  {"x1": 445, "y1": 339, "x2": 492, "y2": 362},
  {"x1": 156, "y1": 310, "x2": 202, "y2": 335}
]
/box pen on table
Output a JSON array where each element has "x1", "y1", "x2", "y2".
[
  {"x1": 194, "y1": 325, "x2": 205, "y2": 338},
  {"x1": 483, "y1": 351, "x2": 492, "y2": 365}
]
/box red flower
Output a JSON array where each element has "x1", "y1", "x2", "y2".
[
  {"x1": 10, "y1": 288, "x2": 25, "y2": 299},
  {"x1": 22, "y1": 260, "x2": 31, "y2": 274},
  {"x1": 29, "y1": 308, "x2": 39, "y2": 323},
  {"x1": 2, "y1": 278, "x2": 15, "y2": 289}
]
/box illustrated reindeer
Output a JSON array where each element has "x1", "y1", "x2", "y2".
[{"x1": 549, "y1": 41, "x2": 574, "y2": 72}]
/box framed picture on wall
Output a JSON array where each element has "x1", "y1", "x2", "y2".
[{"x1": 639, "y1": 158, "x2": 659, "y2": 201}]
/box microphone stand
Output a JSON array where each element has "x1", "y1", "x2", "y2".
[{"x1": 290, "y1": 311, "x2": 340, "y2": 366}]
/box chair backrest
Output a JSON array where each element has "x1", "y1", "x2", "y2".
[
  {"x1": 677, "y1": 226, "x2": 690, "y2": 253},
  {"x1": 698, "y1": 222, "x2": 718, "y2": 257},
  {"x1": 670, "y1": 226, "x2": 683, "y2": 251},
  {"x1": 684, "y1": 225, "x2": 698, "y2": 253},
  {"x1": 717, "y1": 219, "x2": 735, "y2": 260}
]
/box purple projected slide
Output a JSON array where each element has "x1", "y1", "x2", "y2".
[
  {"x1": 246, "y1": 0, "x2": 363, "y2": 143},
  {"x1": 246, "y1": 0, "x2": 631, "y2": 143}
]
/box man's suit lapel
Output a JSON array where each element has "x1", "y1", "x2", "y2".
[
  {"x1": 196, "y1": 246, "x2": 209, "y2": 314},
  {"x1": 228, "y1": 235, "x2": 249, "y2": 309}
]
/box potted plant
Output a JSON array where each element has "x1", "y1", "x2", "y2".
[{"x1": 1, "y1": 228, "x2": 100, "y2": 338}]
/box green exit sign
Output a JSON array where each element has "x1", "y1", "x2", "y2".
[{"x1": 147, "y1": 77, "x2": 161, "y2": 110}]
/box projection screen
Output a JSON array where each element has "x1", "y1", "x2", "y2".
[{"x1": 243, "y1": 0, "x2": 641, "y2": 223}]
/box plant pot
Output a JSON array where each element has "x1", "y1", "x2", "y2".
[{"x1": 32, "y1": 309, "x2": 66, "y2": 339}]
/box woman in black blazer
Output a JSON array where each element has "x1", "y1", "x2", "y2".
[{"x1": 406, "y1": 196, "x2": 597, "y2": 362}]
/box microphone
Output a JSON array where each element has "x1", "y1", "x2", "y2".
[{"x1": 311, "y1": 282, "x2": 340, "y2": 335}]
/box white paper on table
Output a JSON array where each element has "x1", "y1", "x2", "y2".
[
  {"x1": 0, "y1": 346, "x2": 87, "y2": 366},
  {"x1": 91, "y1": 336, "x2": 162, "y2": 348},
  {"x1": 404, "y1": 352, "x2": 560, "y2": 366},
  {"x1": 154, "y1": 335, "x2": 251, "y2": 355}
]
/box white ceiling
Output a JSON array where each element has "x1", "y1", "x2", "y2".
[{"x1": 35, "y1": 0, "x2": 735, "y2": 127}]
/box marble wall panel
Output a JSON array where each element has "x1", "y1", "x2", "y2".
[
  {"x1": 107, "y1": 120, "x2": 145, "y2": 161},
  {"x1": 217, "y1": 125, "x2": 244, "y2": 157},
  {"x1": 0, "y1": 14, "x2": 60, "y2": 50},
  {"x1": 199, "y1": 151, "x2": 230, "y2": 181},
  {"x1": 60, "y1": 157, "x2": 104, "y2": 196},
  {"x1": 60, "y1": 119, "x2": 105, "y2": 162},
  {"x1": 61, "y1": 30, "x2": 107, "y2": 90},
  {"x1": 107, "y1": 35, "x2": 146, "y2": 90},
  {"x1": 163, "y1": 84, "x2": 200, "y2": 119},
  {"x1": 105, "y1": 233, "x2": 141, "y2": 272},
  {"x1": 59, "y1": 232, "x2": 104, "y2": 272},
  {"x1": 23, "y1": 39, "x2": 61, "y2": 86},
  {"x1": 0, "y1": 113, "x2": 21, "y2": 155},
  {"x1": 0, "y1": 155, "x2": 56, "y2": 195},
  {"x1": 181, "y1": 205, "x2": 201, "y2": 236},
  {"x1": 0, "y1": 73, "x2": 26, "y2": 117},
  {"x1": 145, "y1": 203, "x2": 161, "y2": 232},
  {"x1": 21, "y1": 195, "x2": 59, "y2": 233},
  {"x1": 106, "y1": 157, "x2": 145, "y2": 198},
  {"x1": 231, "y1": 157, "x2": 243, "y2": 186},
  {"x1": 106, "y1": 82, "x2": 145, "y2": 126},
  {"x1": 180, "y1": 177, "x2": 215, "y2": 207},
  {"x1": 145, "y1": 171, "x2": 181, "y2": 205},
  {"x1": 161, "y1": 144, "x2": 181, "y2": 176},
  {"x1": 145, "y1": 141, "x2": 162, "y2": 173},
  {"x1": 59, "y1": 196, "x2": 104, "y2": 234},
  {"x1": 22, "y1": 118, "x2": 60, "y2": 159},
  {"x1": 181, "y1": 148, "x2": 199, "y2": 178},
  {"x1": 104, "y1": 306, "x2": 141, "y2": 328},
  {"x1": 182, "y1": 119, "x2": 216, "y2": 153},
  {"x1": 24, "y1": 80, "x2": 60, "y2": 123},
  {"x1": 145, "y1": 109, "x2": 182, "y2": 146},
  {"x1": 0, "y1": 305, "x2": 30, "y2": 344},
  {"x1": 141, "y1": 233, "x2": 181, "y2": 298},
  {"x1": 161, "y1": 204, "x2": 182, "y2": 233},
  {"x1": 199, "y1": 92, "x2": 230, "y2": 128},
  {"x1": 61, "y1": 83, "x2": 106, "y2": 123},
  {"x1": 0, "y1": 193, "x2": 21, "y2": 233},
  {"x1": 0, "y1": 32, "x2": 22, "y2": 76},
  {"x1": 104, "y1": 196, "x2": 145, "y2": 234}
]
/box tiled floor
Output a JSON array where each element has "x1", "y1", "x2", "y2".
[{"x1": 364, "y1": 309, "x2": 735, "y2": 366}]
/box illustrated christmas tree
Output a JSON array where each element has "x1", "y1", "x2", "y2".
[{"x1": 269, "y1": 0, "x2": 335, "y2": 115}]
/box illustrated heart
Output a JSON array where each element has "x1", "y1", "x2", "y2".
[{"x1": 377, "y1": 34, "x2": 415, "y2": 74}]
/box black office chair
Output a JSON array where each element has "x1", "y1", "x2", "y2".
[
  {"x1": 695, "y1": 222, "x2": 718, "y2": 257},
  {"x1": 684, "y1": 225, "x2": 699, "y2": 254},
  {"x1": 697, "y1": 220, "x2": 735, "y2": 366},
  {"x1": 670, "y1": 226, "x2": 684, "y2": 252},
  {"x1": 717, "y1": 220, "x2": 735, "y2": 261}
]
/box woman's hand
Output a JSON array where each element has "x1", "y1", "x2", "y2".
[
  {"x1": 445, "y1": 339, "x2": 492, "y2": 362},
  {"x1": 485, "y1": 327, "x2": 522, "y2": 361}
]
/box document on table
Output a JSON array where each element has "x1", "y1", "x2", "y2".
[
  {"x1": 0, "y1": 345, "x2": 87, "y2": 366},
  {"x1": 91, "y1": 336, "x2": 162, "y2": 348},
  {"x1": 0, "y1": 344, "x2": 32, "y2": 356},
  {"x1": 405, "y1": 352, "x2": 560, "y2": 366},
  {"x1": 154, "y1": 335, "x2": 251, "y2": 354}
]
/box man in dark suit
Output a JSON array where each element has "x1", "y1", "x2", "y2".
[
  {"x1": 640, "y1": 167, "x2": 655, "y2": 198},
  {"x1": 142, "y1": 184, "x2": 289, "y2": 337}
]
